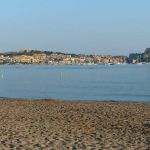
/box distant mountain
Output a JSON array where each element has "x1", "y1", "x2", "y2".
[{"x1": 129, "y1": 48, "x2": 150, "y2": 63}]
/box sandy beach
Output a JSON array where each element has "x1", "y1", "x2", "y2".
[{"x1": 0, "y1": 98, "x2": 150, "y2": 149}]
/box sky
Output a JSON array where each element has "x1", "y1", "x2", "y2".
[{"x1": 0, "y1": 0, "x2": 150, "y2": 55}]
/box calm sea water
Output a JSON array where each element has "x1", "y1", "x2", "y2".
[{"x1": 0, "y1": 64, "x2": 150, "y2": 102}]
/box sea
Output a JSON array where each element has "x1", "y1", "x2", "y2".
[{"x1": 0, "y1": 64, "x2": 150, "y2": 102}]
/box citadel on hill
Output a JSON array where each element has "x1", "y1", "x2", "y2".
[{"x1": 0, "y1": 48, "x2": 150, "y2": 65}]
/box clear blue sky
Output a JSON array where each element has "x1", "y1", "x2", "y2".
[{"x1": 0, "y1": 0, "x2": 150, "y2": 55}]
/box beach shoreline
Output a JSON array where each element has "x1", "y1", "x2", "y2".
[
  {"x1": 1, "y1": 97, "x2": 150, "y2": 103},
  {"x1": 0, "y1": 98, "x2": 150, "y2": 149}
]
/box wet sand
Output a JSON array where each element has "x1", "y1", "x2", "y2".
[{"x1": 0, "y1": 98, "x2": 150, "y2": 149}]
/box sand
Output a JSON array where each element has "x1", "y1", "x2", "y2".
[{"x1": 0, "y1": 98, "x2": 150, "y2": 149}]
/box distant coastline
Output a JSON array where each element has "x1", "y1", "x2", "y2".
[{"x1": 0, "y1": 48, "x2": 150, "y2": 65}]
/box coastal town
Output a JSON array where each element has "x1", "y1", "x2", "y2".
[{"x1": 0, "y1": 48, "x2": 150, "y2": 65}]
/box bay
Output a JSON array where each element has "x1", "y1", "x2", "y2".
[{"x1": 0, "y1": 64, "x2": 150, "y2": 102}]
